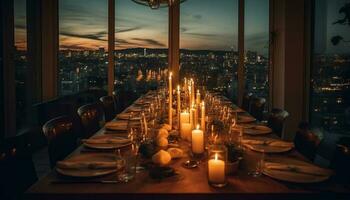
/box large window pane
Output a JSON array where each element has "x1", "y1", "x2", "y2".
[
  {"x1": 180, "y1": 0, "x2": 239, "y2": 103},
  {"x1": 244, "y1": 0, "x2": 270, "y2": 108},
  {"x1": 14, "y1": 0, "x2": 28, "y2": 130},
  {"x1": 114, "y1": 0, "x2": 168, "y2": 104},
  {"x1": 311, "y1": 0, "x2": 350, "y2": 135},
  {"x1": 59, "y1": 0, "x2": 108, "y2": 95}
]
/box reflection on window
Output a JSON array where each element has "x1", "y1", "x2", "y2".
[
  {"x1": 244, "y1": 0, "x2": 270, "y2": 108},
  {"x1": 14, "y1": 0, "x2": 28, "y2": 130},
  {"x1": 114, "y1": 0, "x2": 168, "y2": 102},
  {"x1": 180, "y1": 0, "x2": 239, "y2": 103},
  {"x1": 58, "y1": 0, "x2": 108, "y2": 96},
  {"x1": 311, "y1": 0, "x2": 350, "y2": 135}
]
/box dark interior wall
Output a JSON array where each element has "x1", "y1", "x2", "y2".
[{"x1": 0, "y1": 0, "x2": 4, "y2": 140}]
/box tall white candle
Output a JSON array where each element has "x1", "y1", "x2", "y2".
[
  {"x1": 168, "y1": 72, "x2": 173, "y2": 129},
  {"x1": 190, "y1": 104, "x2": 196, "y2": 129},
  {"x1": 177, "y1": 85, "x2": 181, "y2": 130},
  {"x1": 208, "y1": 153, "x2": 225, "y2": 184},
  {"x1": 196, "y1": 90, "x2": 201, "y2": 105},
  {"x1": 192, "y1": 125, "x2": 204, "y2": 154},
  {"x1": 180, "y1": 111, "x2": 190, "y2": 139},
  {"x1": 191, "y1": 79, "x2": 195, "y2": 106},
  {"x1": 201, "y1": 101, "x2": 205, "y2": 132}
]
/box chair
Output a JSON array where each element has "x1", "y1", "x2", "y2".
[
  {"x1": 332, "y1": 137, "x2": 350, "y2": 184},
  {"x1": 42, "y1": 116, "x2": 80, "y2": 168},
  {"x1": 77, "y1": 103, "x2": 105, "y2": 138},
  {"x1": 99, "y1": 96, "x2": 117, "y2": 122},
  {"x1": 294, "y1": 122, "x2": 321, "y2": 161},
  {"x1": 0, "y1": 134, "x2": 37, "y2": 200},
  {"x1": 241, "y1": 92, "x2": 253, "y2": 112},
  {"x1": 249, "y1": 96, "x2": 266, "y2": 121},
  {"x1": 313, "y1": 133, "x2": 338, "y2": 168},
  {"x1": 267, "y1": 108, "x2": 289, "y2": 138}
]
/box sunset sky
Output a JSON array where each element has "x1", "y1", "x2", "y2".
[{"x1": 14, "y1": 0, "x2": 349, "y2": 55}]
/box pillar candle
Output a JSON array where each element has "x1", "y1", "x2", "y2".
[
  {"x1": 168, "y1": 72, "x2": 173, "y2": 129},
  {"x1": 192, "y1": 125, "x2": 204, "y2": 154},
  {"x1": 181, "y1": 123, "x2": 192, "y2": 141},
  {"x1": 208, "y1": 153, "x2": 225, "y2": 184},
  {"x1": 180, "y1": 111, "x2": 190, "y2": 139},
  {"x1": 201, "y1": 101, "x2": 205, "y2": 132}
]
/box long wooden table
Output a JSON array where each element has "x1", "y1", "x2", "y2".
[{"x1": 25, "y1": 96, "x2": 349, "y2": 200}]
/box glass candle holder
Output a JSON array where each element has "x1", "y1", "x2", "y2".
[{"x1": 207, "y1": 144, "x2": 227, "y2": 187}]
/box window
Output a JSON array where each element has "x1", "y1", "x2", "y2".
[
  {"x1": 180, "y1": 0, "x2": 239, "y2": 102},
  {"x1": 14, "y1": 0, "x2": 28, "y2": 130},
  {"x1": 114, "y1": 0, "x2": 168, "y2": 102},
  {"x1": 58, "y1": 0, "x2": 108, "y2": 96},
  {"x1": 244, "y1": 0, "x2": 270, "y2": 108},
  {"x1": 310, "y1": 0, "x2": 350, "y2": 135}
]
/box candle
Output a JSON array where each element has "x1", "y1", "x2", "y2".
[
  {"x1": 194, "y1": 104, "x2": 198, "y2": 126},
  {"x1": 180, "y1": 111, "x2": 190, "y2": 139},
  {"x1": 196, "y1": 90, "x2": 201, "y2": 105},
  {"x1": 181, "y1": 123, "x2": 192, "y2": 141},
  {"x1": 168, "y1": 72, "x2": 173, "y2": 129},
  {"x1": 188, "y1": 85, "x2": 192, "y2": 107},
  {"x1": 177, "y1": 85, "x2": 181, "y2": 130},
  {"x1": 201, "y1": 101, "x2": 205, "y2": 132},
  {"x1": 192, "y1": 125, "x2": 204, "y2": 154},
  {"x1": 191, "y1": 79, "x2": 195, "y2": 106},
  {"x1": 190, "y1": 105, "x2": 196, "y2": 129},
  {"x1": 208, "y1": 153, "x2": 225, "y2": 184}
]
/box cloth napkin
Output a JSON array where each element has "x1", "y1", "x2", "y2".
[
  {"x1": 264, "y1": 162, "x2": 331, "y2": 176},
  {"x1": 105, "y1": 121, "x2": 128, "y2": 130},
  {"x1": 117, "y1": 113, "x2": 141, "y2": 120},
  {"x1": 82, "y1": 138, "x2": 131, "y2": 144},
  {"x1": 57, "y1": 161, "x2": 118, "y2": 170}
]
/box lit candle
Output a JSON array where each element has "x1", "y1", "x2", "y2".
[
  {"x1": 196, "y1": 90, "x2": 201, "y2": 105},
  {"x1": 180, "y1": 111, "x2": 190, "y2": 139},
  {"x1": 192, "y1": 125, "x2": 204, "y2": 154},
  {"x1": 201, "y1": 101, "x2": 205, "y2": 132},
  {"x1": 168, "y1": 72, "x2": 173, "y2": 129},
  {"x1": 191, "y1": 79, "x2": 195, "y2": 106},
  {"x1": 194, "y1": 104, "x2": 198, "y2": 126},
  {"x1": 188, "y1": 85, "x2": 192, "y2": 107},
  {"x1": 208, "y1": 153, "x2": 225, "y2": 184},
  {"x1": 177, "y1": 85, "x2": 181, "y2": 130},
  {"x1": 190, "y1": 104, "x2": 196, "y2": 129}
]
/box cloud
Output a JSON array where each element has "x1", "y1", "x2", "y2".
[
  {"x1": 60, "y1": 31, "x2": 107, "y2": 41},
  {"x1": 181, "y1": 27, "x2": 188, "y2": 33},
  {"x1": 183, "y1": 32, "x2": 218, "y2": 38},
  {"x1": 115, "y1": 27, "x2": 140, "y2": 33},
  {"x1": 193, "y1": 14, "x2": 202, "y2": 20},
  {"x1": 131, "y1": 38, "x2": 166, "y2": 47}
]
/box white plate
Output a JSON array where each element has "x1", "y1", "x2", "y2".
[
  {"x1": 83, "y1": 135, "x2": 131, "y2": 150},
  {"x1": 244, "y1": 125, "x2": 272, "y2": 135},
  {"x1": 56, "y1": 154, "x2": 121, "y2": 178},
  {"x1": 263, "y1": 158, "x2": 332, "y2": 183}
]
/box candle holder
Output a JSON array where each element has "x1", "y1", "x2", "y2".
[{"x1": 207, "y1": 144, "x2": 227, "y2": 187}]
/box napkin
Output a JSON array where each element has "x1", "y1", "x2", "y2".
[
  {"x1": 264, "y1": 162, "x2": 331, "y2": 176},
  {"x1": 82, "y1": 138, "x2": 131, "y2": 144},
  {"x1": 242, "y1": 139, "x2": 293, "y2": 148},
  {"x1": 269, "y1": 141, "x2": 294, "y2": 148},
  {"x1": 116, "y1": 113, "x2": 141, "y2": 120},
  {"x1": 57, "y1": 161, "x2": 118, "y2": 170},
  {"x1": 105, "y1": 121, "x2": 128, "y2": 130}
]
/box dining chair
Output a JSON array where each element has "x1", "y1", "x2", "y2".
[
  {"x1": 43, "y1": 116, "x2": 80, "y2": 168},
  {"x1": 293, "y1": 122, "x2": 321, "y2": 161},
  {"x1": 241, "y1": 92, "x2": 253, "y2": 112},
  {"x1": 313, "y1": 133, "x2": 338, "y2": 168},
  {"x1": 0, "y1": 134, "x2": 38, "y2": 200},
  {"x1": 99, "y1": 96, "x2": 117, "y2": 122},
  {"x1": 249, "y1": 96, "x2": 266, "y2": 121},
  {"x1": 77, "y1": 103, "x2": 105, "y2": 138},
  {"x1": 332, "y1": 137, "x2": 350, "y2": 184},
  {"x1": 267, "y1": 108, "x2": 289, "y2": 138}
]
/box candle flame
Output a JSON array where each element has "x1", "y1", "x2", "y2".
[
  {"x1": 214, "y1": 153, "x2": 218, "y2": 160},
  {"x1": 169, "y1": 72, "x2": 173, "y2": 78},
  {"x1": 177, "y1": 85, "x2": 180, "y2": 91},
  {"x1": 196, "y1": 124, "x2": 200, "y2": 130}
]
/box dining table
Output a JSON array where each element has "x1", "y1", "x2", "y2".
[{"x1": 25, "y1": 91, "x2": 349, "y2": 200}]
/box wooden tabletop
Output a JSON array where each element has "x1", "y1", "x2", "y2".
[{"x1": 25, "y1": 97, "x2": 349, "y2": 200}]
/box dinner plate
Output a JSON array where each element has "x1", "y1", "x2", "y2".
[
  {"x1": 56, "y1": 154, "x2": 121, "y2": 178},
  {"x1": 116, "y1": 113, "x2": 141, "y2": 121},
  {"x1": 263, "y1": 157, "x2": 332, "y2": 183},
  {"x1": 83, "y1": 135, "x2": 131, "y2": 150},
  {"x1": 126, "y1": 106, "x2": 142, "y2": 112},
  {"x1": 105, "y1": 120, "x2": 140, "y2": 131},
  {"x1": 243, "y1": 139, "x2": 293, "y2": 153},
  {"x1": 237, "y1": 115, "x2": 256, "y2": 123},
  {"x1": 244, "y1": 125, "x2": 272, "y2": 135}
]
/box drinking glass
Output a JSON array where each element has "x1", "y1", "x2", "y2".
[{"x1": 248, "y1": 150, "x2": 265, "y2": 177}]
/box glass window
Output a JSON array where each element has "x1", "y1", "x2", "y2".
[
  {"x1": 180, "y1": 0, "x2": 239, "y2": 103},
  {"x1": 14, "y1": 0, "x2": 28, "y2": 130},
  {"x1": 311, "y1": 0, "x2": 350, "y2": 135},
  {"x1": 244, "y1": 0, "x2": 270, "y2": 108},
  {"x1": 114, "y1": 0, "x2": 168, "y2": 103},
  {"x1": 58, "y1": 0, "x2": 108, "y2": 95}
]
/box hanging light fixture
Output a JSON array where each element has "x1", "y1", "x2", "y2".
[{"x1": 132, "y1": 0, "x2": 187, "y2": 9}]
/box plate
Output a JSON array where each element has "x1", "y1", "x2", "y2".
[
  {"x1": 237, "y1": 115, "x2": 256, "y2": 123},
  {"x1": 243, "y1": 139, "x2": 293, "y2": 153},
  {"x1": 105, "y1": 120, "x2": 139, "y2": 131},
  {"x1": 83, "y1": 135, "x2": 131, "y2": 150},
  {"x1": 244, "y1": 125, "x2": 272, "y2": 135},
  {"x1": 263, "y1": 157, "x2": 332, "y2": 183},
  {"x1": 117, "y1": 113, "x2": 141, "y2": 121},
  {"x1": 56, "y1": 154, "x2": 120, "y2": 178}
]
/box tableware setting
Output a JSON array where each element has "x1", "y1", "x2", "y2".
[
  {"x1": 82, "y1": 135, "x2": 132, "y2": 150},
  {"x1": 243, "y1": 125, "x2": 272, "y2": 135},
  {"x1": 242, "y1": 138, "x2": 294, "y2": 153}
]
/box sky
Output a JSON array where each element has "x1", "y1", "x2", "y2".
[{"x1": 14, "y1": 0, "x2": 349, "y2": 55}]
